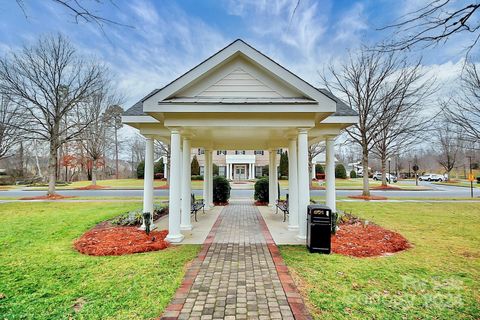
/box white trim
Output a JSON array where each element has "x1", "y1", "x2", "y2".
[
  {"x1": 146, "y1": 104, "x2": 329, "y2": 113},
  {"x1": 142, "y1": 40, "x2": 336, "y2": 112},
  {"x1": 121, "y1": 115, "x2": 159, "y2": 123},
  {"x1": 321, "y1": 116, "x2": 358, "y2": 124}
]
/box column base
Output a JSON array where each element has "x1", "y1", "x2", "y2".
[
  {"x1": 180, "y1": 224, "x2": 193, "y2": 231},
  {"x1": 296, "y1": 234, "x2": 306, "y2": 241},
  {"x1": 288, "y1": 225, "x2": 299, "y2": 231},
  {"x1": 166, "y1": 233, "x2": 184, "y2": 243}
]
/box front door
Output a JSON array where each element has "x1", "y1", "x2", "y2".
[{"x1": 235, "y1": 165, "x2": 246, "y2": 180}]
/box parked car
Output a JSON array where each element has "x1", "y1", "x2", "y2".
[
  {"x1": 372, "y1": 172, "x2": 397, "y2": 183},
  {"x1": 419, "y1": 174, "x2": 445, "y2": 182}
]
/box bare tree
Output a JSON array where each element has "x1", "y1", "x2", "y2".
[
  {"x1": 323, "y1": 47, "x2": 417, "y2": 196},
  {"x1": 371, "y1": 60, "x2": 436, "y2": 186},
  {"x1": 81, "y1": 84, "x2": 121, "y2": 185},
  {"x1": 155, "y1": 140, "x2": 170, "y2": 181},
  {"x1": 308, "y1": 142, "x2": 325, "y2": 183},
  {"x1": 436, "y1": 120, "x2": 461, "y2": 180},
  {"x1": 379, "y1": 1, "x2": 480, "y2": 57},
  {"x1": 128, "y1": 134, "x2": 145, "y2": 178},
  {"x1": 0, "y1": 34, "x2": 106, "y2": 195},
  {"x1": 0, "y1": 93, "x2": 25, "y2": 160},
  {"x1": 444, "y1": 62, "x2": 480, "y2": 146},
  {"x1": 15, "y1": 0, "x2": 131, "y2": 31},
  {"x1": 103, "y1": 104, "x2": 124, "y2": 179}
]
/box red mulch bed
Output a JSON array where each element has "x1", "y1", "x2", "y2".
[
  {"x1": 154, "y1": 185, "x2": 169, "y2": 190},
  {"x1": 19, "y1": 194, "x2": 77, "y2": 200},
  {"x1": 348, "y1": 195, "x2": 388, "y2": 200},
  {"x1": 372, "y1": 185, "x2": 401, "y2": 190},
  {"x1": 74, "y1": 226, "x2": 170, "y2": 256},
  {"x1": 332, "y1": 223, "x2": 410, "y2": 257},
  {"x1": 254, "y1": 201, "x2": 269, "y2": 206},
  {"x1": 214, "y1": 201, "x2": 229, "y2": 206},
  {"x1": 75, "y1": 185, "x2": 109, "y2": 190}
]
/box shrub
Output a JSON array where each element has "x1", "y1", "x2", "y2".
[
  {"x1": 477, "y1": 176, "x2": 480, "y2": 184},
  {"x1": 154, "y1": 158, "x2": 164, "y2": 175},
  {"x1": 213, "y1": 163, "x2": 219, "y2": 176},
  {"x1": 279, "y1": 151, "x2": 288, "y2": 176},
  {"x1": 213, "y1": 176, "x2": 231, "y2": 203},
  {"x1": 350, "y1": 170, "x2": 357, "y2": 178},
  {"x1": 137, "y1": 161, "x2": 145, "y2": 179},
  {"x1": 335, "y1": 164, "x2": 347, "y2": 179},
  {"x1": 254, "y1": 177, "x2": 269, "y2": 203},
  {"x1": 154, "y1": 173, "x2": 164, "y2": 179},
  {"x1": 262, "y1": 165, "x2": 269, "y2": 176},
  {"x1": 111, "y1": 205, "x2": 166, "y2": 226},
  {"x1": 315, "y1": 164, "x2": 325, "y2": 174},
  {"x1": 0, "y1": 175, "x2": 15, "y2": 185},
  {"x1": 191, "y1": 175, "x2": 204, "y2": 181},
  {"x1": 191, "y1": 155, "x2": 200, "y2": 175}
]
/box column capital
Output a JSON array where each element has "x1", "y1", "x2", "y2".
[
  {"x1": 325, "y1": 135, "x2": 336, "y2": 141},
  {"x1": 168, "y1": 127, "x2": 182, "y2": 134},
  {"x1": 297, "y1": 127, "x2": 310, "y2": 134}
]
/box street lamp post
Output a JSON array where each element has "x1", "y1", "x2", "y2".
[{"x1": 468, "y1": 155, "x2": 474, "y2": 198}]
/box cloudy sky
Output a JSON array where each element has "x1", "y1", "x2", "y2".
[{"x1": 0, "y1": 0, "x2": 475, "y2": 121}]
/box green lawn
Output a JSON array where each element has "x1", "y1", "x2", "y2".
[
  {"x1": 281, "y1": 202, "x2": 480, "y2": 320},
  {"x1": 0, "y1": 202, "x2": 200, "y2": 319},
  {"x1": 434, "y1": 180, "x2": 480, "y2": 189}
]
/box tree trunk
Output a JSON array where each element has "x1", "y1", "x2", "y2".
[
  {"x1": 92, "y1": 158, "x2": 97, "y2": 185},
  {"x1": 362, "y1": 147, "x2": 370, "y2": 196},
  {"x1": 381, "y1": 157, "x2": 387, "y2": 186},
  {"x1": 47, "y1": 141, "x2": 58, "y2": 195},
  {"x1": 115, "y1": 126, "x2": 119, "y2": 179}
]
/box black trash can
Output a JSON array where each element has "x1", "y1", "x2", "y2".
[{"x1": 306, "y1": 204, "x2": 332, "y2": 254}]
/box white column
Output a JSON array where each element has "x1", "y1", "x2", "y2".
[
  {"x1": 181, "y1": 138, "x2": 192, "y2": 230},
  {"x1": 226, "y1": 162, "x2": 230, "y2": 180},
  {"x1": 207, "y1": 150, "x2": 214, "y2": 206},
  {"x1": 288, "y1": 138, "x2": 299, "y2": 230},
  {"x1": 203, "y1": 151, "x2": 210, "y2": 209},
  {"x1": 326, "y1": 136, "x2": 336, "y2": 213},
  {"x1": 273, "y1": 158, "x2": 278, "y2": 200},
  {"x1": 312, "y1": 162, "x2": 316, "y2": 179},
  {"x1": 141, "y1": 136, "x2": 155, "y2": 230},
  {"x1": 250, "y1": 163, "x2": 255, "y2": 179},
  {"x1": 268, "y1": 149, "x2": 275, "y2": 205},
  {"x1": 247, "y1": 163, "x2": 251, "y2": 179},
  {"x1": 297, "y1": 129, "x2": 309, "y2": 240},
  {"x1": 163, "y1": 156, "x2": 168, "y2": 179},
  {"x1": 166, "y1": 129, "x2": 184, "y2": 242}
]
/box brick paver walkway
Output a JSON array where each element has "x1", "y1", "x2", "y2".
[{"x1": 161, "y1": 202, "x2": 311, "y2": 320}]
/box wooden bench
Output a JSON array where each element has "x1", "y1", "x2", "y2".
[
  {"x1": 275, "y1": 193, "x2": 289, "y2": 222},
  {"x1": 191, "y1": 194, "x2": 205, "y2": 222}
]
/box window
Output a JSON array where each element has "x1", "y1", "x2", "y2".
[
  {"x1": 219, "y1": 166, "x2": 226, "y2": 176},
  {"x1": 235, "y1": 150, "x2": 246, "y2": 155},
  {"x1": 217, "y1": 150, "x2": 226, "y2": 155},
  {"x1": 197, "y1": 148, "x2": 204, "y2": 155},
  {"x1": 254, "y1": 150, "x2": 264, "y2": 155},
  {"x1": 255, "y1": 166, "x2": 263, "y2": 177}
]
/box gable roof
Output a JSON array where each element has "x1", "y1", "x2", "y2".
[{"x1": 317, "y1": 89, "x2": 358, "y2": 117}]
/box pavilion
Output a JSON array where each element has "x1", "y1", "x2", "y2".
[{"x1": 122, "y1": 39, "x2": 358, "y2": 242}]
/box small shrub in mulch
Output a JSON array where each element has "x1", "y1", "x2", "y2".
[
  {"x1": 19, "y1": 194, "x2": 77, "y2": 200},
  {"x1": 111, "y1": 205, "x2": 167, "y2": 226},
  {"x1": 75, "y1": 185, "x2": 109, "y2": 190},
  {"x1": 347, "y1": 195, "x2": 388, "y2": 200},
  {"x1": 332, "y1": 213, "x2": 410, "y2": 257},
  {"x1": 74, "y1": 227, "x2": 169, "y2": 256}
]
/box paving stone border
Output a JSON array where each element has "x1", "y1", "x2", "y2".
[{"x1": 159, "y1": 203, "x2": 311, "y2": 320}]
